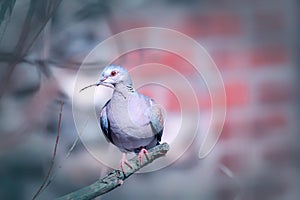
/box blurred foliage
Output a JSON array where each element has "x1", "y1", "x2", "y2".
[
  {"x1": 76, "y1": 0, "x2": 111, "y2": 20},
  {"x1": 165, "y1": 0, "x2": 201, "y2": 6},
  {"x1": 0, "y1": 0, "x2": 16, "y2": 44},
  {"x1": 0, "y1": 0, "x2": 16, "y2": 26}
]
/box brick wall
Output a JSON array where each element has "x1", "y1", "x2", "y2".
[
  {"x1": 95, "y1": 0, "x2": 299, "y2": 199},
  {"x1": 107, "y1": 1, "x2": 297, "y2": 139}
]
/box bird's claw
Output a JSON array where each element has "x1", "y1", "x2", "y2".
[
  {"x1": 117, "y1": 153, "x2": 132, "y2": 173},
  {"x1": 138, "y1": 148, "x2": 149, "y2": 166}
]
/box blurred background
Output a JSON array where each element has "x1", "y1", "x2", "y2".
[{"x1": 0, "y1": 0, "x2": 299, "y2": 199}]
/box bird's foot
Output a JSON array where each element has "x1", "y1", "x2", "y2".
[
  {"x1": 138, "y1": 148, "x2": 149, "y2": 166},
  {"x1": 117, "y1": 153, "x2": 132, "y2": 173}
]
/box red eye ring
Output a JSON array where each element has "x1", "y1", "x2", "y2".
[{"x1": 110, "y1": 71, "x2": 117, "y2": 76}]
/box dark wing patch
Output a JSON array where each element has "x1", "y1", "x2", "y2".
[
  {"x1": 100, "y1": 100, "x2": 114, "y2": 144},
  {"x1": 156, "y1": 129, "x2": 163, "y2": 142}
]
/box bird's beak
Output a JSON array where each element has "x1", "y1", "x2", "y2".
[
  {"x1": 99, "y1": 77, "x2": 108, "y2": 84},
  {"x1": 96, "y1": 77, "x2": 107, "y2": 86}
]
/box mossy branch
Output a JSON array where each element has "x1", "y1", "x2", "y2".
[{"x1": 56, "y1": 143, "x2": 170, "y2": 200}]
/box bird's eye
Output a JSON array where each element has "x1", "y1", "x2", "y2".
[{"x1": 110, "y1": 71, "x2": 117, "y2": 76}]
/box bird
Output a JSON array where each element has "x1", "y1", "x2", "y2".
[{"x1": 82, "y1": 65, "x2": 164, "y2": 172}]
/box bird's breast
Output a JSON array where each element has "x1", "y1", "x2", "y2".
[{"x1": 107, "y1": 93, "x2": 153, "y2": 139}]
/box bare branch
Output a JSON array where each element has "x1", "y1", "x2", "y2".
[
  {"x1": 0, "y1": 55, "x2": 105, "y2": 70},
  {"x1": 32, "y1": 101, "x2": 64, "y2": 200},
  {"x1": 43, "y1": 118, "x2": 90, "y2": 191},
  {"x1": 56, "y1": 142, "x2": 170, "y2": 200}
]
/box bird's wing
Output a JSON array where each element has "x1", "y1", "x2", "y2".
[
  {"x1": 147, "y1": 99, "x2": 164, "y2": 142},
  {"x1": 100, "y1": 100, "x2": 114, "y2": 144}
]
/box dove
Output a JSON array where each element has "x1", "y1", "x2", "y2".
[{"x1": 82, "y1": 65, "x2": 164, "y2": 172}]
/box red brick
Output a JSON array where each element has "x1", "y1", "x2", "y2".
[
  {"x1": 112, "y1": 49, "x2": 197, "y2": 76},
  {"x1": 165, "y1": 89, "x2": 181, "y2": 112},
  {"x1": 180, "y1": 12, "x2": 243, "y2": 38},
  {"x1": 252, "y1": 112, "x2": 288, "y2": 136},
  {"x1": 136, "y1": 85, "x2": 155, "y2": 99},
  {"x1": 137, "y1": 84, "x2": 185, "y2": 113},
  {"x1": 164, "y1": 88, "x2": 200, "y2": 112},
  {"x1": 114, "y1": 18, "x2": 148, "y2": 32},
  {"x1": 114, "y1": 49, "x2": 159, "y2": 68},
  {"x1": 113, "y1": 50, "x2": 143, "y2": 68},
  {"x1": 158, "y1": 51, "x2": 197, "y2": 76},
  {"x1": 224, "y1": 81, "x2": 250, "y2": 107},
  {"x1": 137, "y1": 84, "x2": 180, "y2": 112},
  {"x1": 211, "y1": 49, "x2": 248, "y2": 70},
  {"x1": 142, "y1": 49, "x2": 161, "y2": 64},
  {"x1": 197, "y1": 92, "x2": 211, "y2": 110},
  {"x1": 249, "y1": 45, "x2": 288, "y2": 67},
  {"x1": 258, "y1": 81, "x2": 293, "y2": 105},
  {"x1": 219, "y1": 120, "x2": 231, "y2": 139},
  {"x1": 218, "y1": 116, "x2": 252, "y2": 140},
  {"x1": 139, "y1": 86, "x2": 181, "y2": 112}
]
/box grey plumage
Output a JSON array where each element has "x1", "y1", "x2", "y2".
[{"x1": 99, "y1": 65, "x2": 164, "y2": 155}]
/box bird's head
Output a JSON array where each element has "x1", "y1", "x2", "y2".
[{"x1": 98, "y1": 65, "x2": 132, "y2": 87}]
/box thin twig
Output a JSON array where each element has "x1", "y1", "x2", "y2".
[
  {"x1": 0, "y1": 55, "x2": 105, "y2": 69},
  {"x1": 56, "y1": 142, "x2": 170, "y2": 200},
  {"x1": 32, "y1": 101, "x2": 64, "y2": 200},
  {"x1": 23, "y1": 58, "x2": 105, "y2": 70},
  {"x1": 44, "y1": 137, "x2": 79, "y2": 189},
  {"x1": 43, "y1": 117, "x2": 90, "y2": 190}
]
